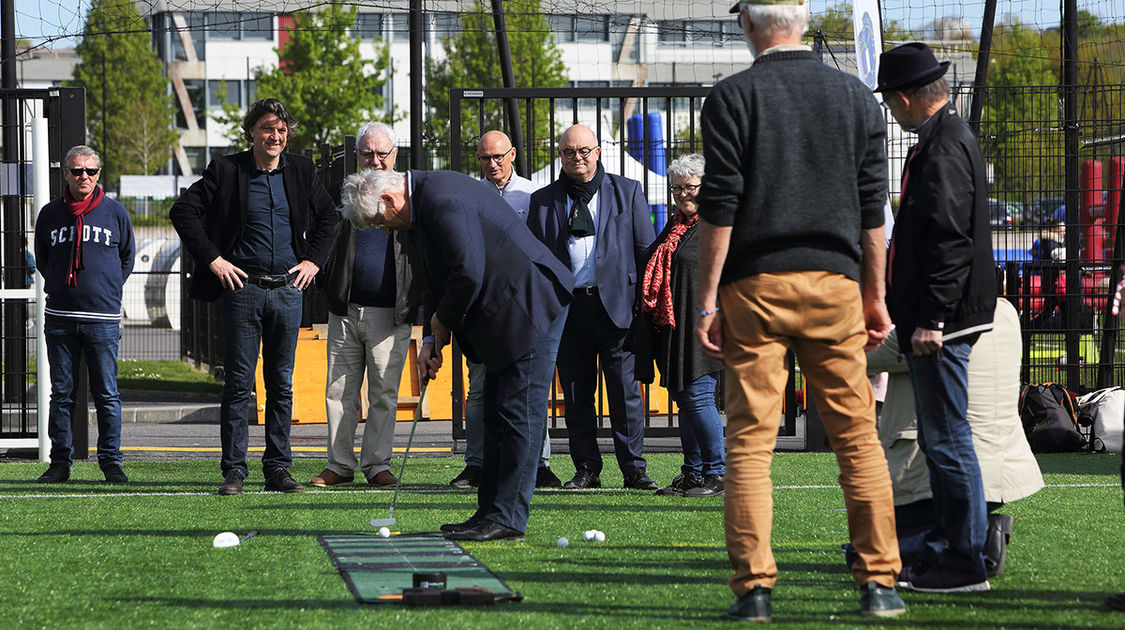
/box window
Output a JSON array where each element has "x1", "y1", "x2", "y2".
[
  {"x1": 657, "y1": 21, "x2": 686, "y2": 43},
  {"x1": 549, "y1": 15, "x2": 575, "y2": 42},
  {"x1": 575, "y1": 15, "x2": 609, "y2": 42},
  {"x1": 431, "y1": 12, "x2": 459, "y2": 39},
  {"x1": 170, "y1": 12, "x2": 206, "y2": 61},
  {"x1": 207, "y1": 80, "x2": 240, "y2": 109},
  {"x1": 390, "y1": 13, "x2": 411, "y2": 42},
  {"x1": 207, "y1": 12, "x2": 240, "y2": 39},
  {"x1": 611, "y1": 15, "x2": 641, "y2": 62},
  {"x1": 177, "y1": 80, "x2": 206, "y2": 129},
  {"x1": 184, "y1": 147, "x2": 207, "y2": 175},
  {"x1": 242, "y1": 13, "x2": 273, "y2": 40},
  {"x1": 354, "y1": 12, "x2": 384, "y2": 39}
]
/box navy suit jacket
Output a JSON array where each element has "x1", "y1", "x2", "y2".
[
  {"x1": 527, "y1": 172, "x2": 655, "y2": 329},
  {"x1": 169, "y1": 150, "x2": 339, "y2": 302},
  {"x1": 408, "y1": 170, "x2": 575, "y2": 370}
]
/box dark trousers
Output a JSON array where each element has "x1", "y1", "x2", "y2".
[
  {"x1": 557, "y1": 292, "x2": 646, "y2": 476},
  {"x1": 475, "y1": 311, "x2": 566, "y2": 532},
  {"x1": 44, "y1": 318, "x2": 122, "y2": 467},
  {"x1": 219, "y1": 282, "x2": 303, "y2": 479}
]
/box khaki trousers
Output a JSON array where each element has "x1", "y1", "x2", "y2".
[{"x1": 720, "y1": 271, "x2": 900, "y2": 594}]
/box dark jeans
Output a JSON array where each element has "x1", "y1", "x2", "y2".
[
  {"x1": 895, "y1": 499, "x2": 1003, "y2": 567},
  {"x1": 673, "y1": 372, "x2": 725, "y2": 477},
  {"x1": 220, "y1": 282, "x2": 302, "y2": 479},
  {"x1": 557, "y1": 292, "x2": 646, "y2": 476},
  {"x1": 44, "y1": 318, "x2": 122, "y2": 467},
  {"x1": 905, "y1": 341, "x2": 988, "y2": 577},
  {"x1": 475, "y1": 310, "x2": 566, "y2": 532}
]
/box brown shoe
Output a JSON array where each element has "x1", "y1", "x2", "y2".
[
  {"x1": 309, "y1": 468, "x2": 354, "y2": 487},
  {"x1": 369, "y1": 470, "x2": 398, "y2": 487}
]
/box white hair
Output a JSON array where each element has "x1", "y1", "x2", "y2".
[
  {"x1": 744, "y1": 3, "x2": 809, "y2": 37},
  {"x1": 340, "y1": 168, "x2": 404, "y2": 230},
  {"x1": 667, "y1": 153, "x2": 705, "y2": 180},
  {"x1": 355, "y1": 121, "x2": 397, "y2": 148},
  {"x1": 64, "y1": 144, "x2": 100, "y2": 167}
]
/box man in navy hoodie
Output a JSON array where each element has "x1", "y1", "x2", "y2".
[{"x1": 34, "y1": 145, "x2": 135, "y2": 483}]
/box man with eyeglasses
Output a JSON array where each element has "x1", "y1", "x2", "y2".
[
  {"x1": 311, "y1": 121, "x2": 422, "y2": 489},
  {"x1": 448, "y1": 130, "x2": 561, "y2": 490},
  {"x1": 171, "y1": 98, "x2": 338, "y2": 495},
  {"x1": 33, "y1": 145, "x2": 135, "y2": 484},
  {"x1": 527, "y1": 124, "x2": 657, "y2": 491},
  {"x1": 696, "y1": 0, "x2": 903, "y2": 620}
]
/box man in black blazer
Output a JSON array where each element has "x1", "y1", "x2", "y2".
[
  {"x1": 527, "y1": 124, "x2": 657, "y2": 490},
  {"x1": 170, "y1": 98, "x2": 338, "y2": 495},
  {"x1": 340, "y1": 168, "x2": 574, "y2": 541}
]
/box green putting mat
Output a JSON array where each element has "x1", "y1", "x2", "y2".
[{"x1": 319, "y1": 533, "x2": 522, "y2": 604}]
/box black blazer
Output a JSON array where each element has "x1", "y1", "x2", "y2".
[
  {"x1": 408, "y1": 170, "x2": 575, "y2": 370},
  {"x1": 527, "y1": 172, "x2": 655, "y2": 329},
  {"x1": 169, "y1": 150, "x2": 339, "y2": 302}
]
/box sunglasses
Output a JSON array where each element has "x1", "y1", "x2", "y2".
[
  {"x1": 559, "y1": 146, "x2": 597, "y2": 159},
  {"x1": 358, "y1": 149, "x2": 394, "y2": 161},
  {"x1": 69, "y1": 167, "x2": 100, "y2": 177}
]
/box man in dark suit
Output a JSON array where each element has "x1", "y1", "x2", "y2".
[
  {"x1": 527, "y1": 124, "x2": 657, "y2": 490},
  {"x1": 170, "y1": 98, "x2": 338, "y2": 495},
  {"x1": 340, "y1": 168, "x2": 574, "y2": 541}
]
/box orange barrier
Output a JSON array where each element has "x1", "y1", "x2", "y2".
[{"x1": 255, "y1": 326, "x2": 672, "y2": 424}]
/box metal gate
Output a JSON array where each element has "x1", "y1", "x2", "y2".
[{"x1": 0, "y1": 87, "x2": 86, "y2": 457}]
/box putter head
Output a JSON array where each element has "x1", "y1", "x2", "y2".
[
  {"x1": 212, "y1": 531, "x2": 240, "y2": 548},
  {"x1": 369, "y1": 516, "x2": 396, "y2": 528}
]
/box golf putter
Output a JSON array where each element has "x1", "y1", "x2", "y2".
[{"x1": 370, "y1": 379, "x2": 429, "y2": 528}]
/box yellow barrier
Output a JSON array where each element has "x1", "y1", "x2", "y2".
[{"x1": 255, "y1": 326, "x2": 672, "y2": 424}]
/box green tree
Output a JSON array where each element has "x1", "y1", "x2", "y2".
[
  {"x1": 70, "y1": 0, "x2": 178, "y2": 188},
  {"x1": 216, "y1": 1, "x2": 391, "y2": 151},
  {"x1": 425, "y1": 0, "x2": 568, "y2": 173}
]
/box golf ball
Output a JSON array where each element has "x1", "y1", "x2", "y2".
[
  {"x1": 583, "y1": 530, "x2": 597, "y2": 541},
  {"x1": 557, "y1": 536, "x2": 569, "y2": 548},
  {"x1": 594, "y1": 530, "x2": 606, "y2": 542},
  {"x1": 378, "y1": 527, "x2": 391, "y2": 538}
]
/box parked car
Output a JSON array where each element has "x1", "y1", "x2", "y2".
[
  {"x1": 1026, "y1": 196, "x2": 1065, "y2": 225},
  {"x1": 988, "y1": 198, "x2": 1019, "y2": 229}
]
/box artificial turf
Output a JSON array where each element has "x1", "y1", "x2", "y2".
[{"x1": 0, "y1": 453, "x2": 1122, "y2": 629}]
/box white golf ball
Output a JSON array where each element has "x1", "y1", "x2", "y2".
[
  {"x1": 594, "y1": 530, "x2": 606, "y2": 542},
  {"x1": 378, "y1": 527, "x2": 391, "y2": 538},
  {"x1": 557, "y1": 536, "x2": 569, "y2": 548},
  {"x1": 583, "y1": 530, "x2": 597, "y2": 541}
]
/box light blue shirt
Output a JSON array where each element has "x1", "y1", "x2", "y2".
[
  {"x1": 481, "y1": 172, "x2": 538, "y2": 220},
  {"x1": 566, "y1": 190, "x2": 598, "y2": 288}
]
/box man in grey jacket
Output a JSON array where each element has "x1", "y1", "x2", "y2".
[{"x1": 310, "y1": 121, "x2": 421, "y2": 488}]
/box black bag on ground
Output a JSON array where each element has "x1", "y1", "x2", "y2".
[{"x1": 1018, "y1": 383, "x2": 1086, "y2": 453}]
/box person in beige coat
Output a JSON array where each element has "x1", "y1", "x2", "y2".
[{"x1": 862, "y1": 298, "x2": 1043, "y2": 577}]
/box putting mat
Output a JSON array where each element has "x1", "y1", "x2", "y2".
[{"x1": 319, "y1": 533, "x2": 522, "y2": 605}]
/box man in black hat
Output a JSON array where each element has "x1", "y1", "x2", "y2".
[{"x1": 876, "y1": 42, "x2": 996, "y2": 593}]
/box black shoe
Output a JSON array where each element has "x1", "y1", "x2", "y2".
[
  {"x1": 897, "y1": 561, "x2": 989, "y2": 593},
  {"x1": 444, "y1": 519, "x2": 524, "y2": 541},
  {"x1": 101, "y1": 464, "x2": 128, "y2": 484},
  {"x1": 622, "y1": 468, "x2": 658, "y2": 490},
  {"x1": 984, "y1": 513, "x2": 1013, "y2": 578},
  {"x1": 536, "y1": 466, "x2": 562, "y2": 488},
  {"x1": 684, "y1": 474, "x2": 724, "y2": 497},
  {"x1": 36, "y1": 463, "x2": 70, "y2": 484},
  {"x1": 655, "y1": 473, "x2": 702, "y2": 496},
  {"x1": 859, "y1": 582, "x2": 906, "y2": 618},
  {"x1": 1107, "y1": 593, "x2": 1125, "y2": 611},
  {"x1": 562, "y1": 468, "x2": 601, "y2": 489},
  {"x1": 264, "y1": 469, "x2": 305, "y2": 493},
  {"x1": 726, "y1": 585, "x2": 772, "y2": 622},
  {"x1": 218, "y1": 472, "x2": 244, "y2": 495},
  {"x1": 440, "y1": 514, "x2": 485, "y2": 533},
  {"x1": 449, "y1": 465, "x2": 481, "y2": 489}
]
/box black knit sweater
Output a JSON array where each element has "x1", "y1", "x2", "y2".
[{"x1": 697, "y1": 50, "x2": 887, "y2": 284}]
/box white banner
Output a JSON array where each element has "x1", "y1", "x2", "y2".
[{"x1": 852, "y1": 0, "x2": 883, "y2": 93}]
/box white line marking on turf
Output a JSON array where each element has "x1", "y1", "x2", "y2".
[{"x1": 0, "y1": 482, "x2": 1114, "y2": 500}]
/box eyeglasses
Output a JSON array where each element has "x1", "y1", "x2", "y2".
[
  {"x1": 559, "y1": 146, "x2": 597, "y2": 159},
  {"x1": 670, "y1": 183, "x2": 700, "y2": 195},
  {"x1": 358, "y1": 149, "x2": 394, "y2": 161},
  {"x1": 68, "y1": 167, "x2": 100, "y2": 177},
  {"x1": 477, "y1": 147, "x2": 513, "y2": 164}
]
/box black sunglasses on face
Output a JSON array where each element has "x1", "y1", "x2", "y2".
[
  {"x1": 69, "y1": 168, "x2": 100, "y2": 177},
  {"x1": 358, "y1": 149, "x2": 394, "y2": 160}
]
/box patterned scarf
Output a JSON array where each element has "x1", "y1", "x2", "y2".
[
  {"x1": 560, "y1": 161, "x2": 604, "y2": 237},
  {"x1": 63, "y1": 185, "x2": 103, "y2": 287},
  {"x1": 641, "y1": 211, "x2": 698, "y2": 328}
]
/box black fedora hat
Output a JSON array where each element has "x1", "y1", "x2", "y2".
[{"x1": 873, "y1": 42, "x2": 950, "y2": 93}]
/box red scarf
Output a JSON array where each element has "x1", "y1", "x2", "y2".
[
  {"x1": 641, "y1": 211, "x2": 698, "y2": 328},
  {"x1": 63, "y1": 185, "x2": 103, "y2": 287}
]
